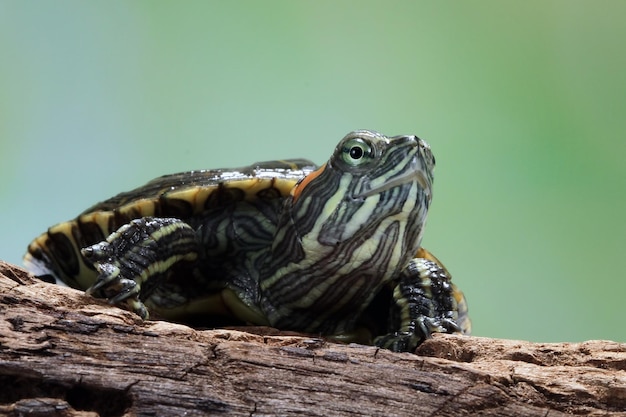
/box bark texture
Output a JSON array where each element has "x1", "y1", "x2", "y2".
[{"x1": 0, "y1": 261, "x2": 624, "y2": 416}]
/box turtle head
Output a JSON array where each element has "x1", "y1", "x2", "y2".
[
  {"x1": 262, "y1": 130, "x2": 437, "y2": 332},
  {"x1": 290, "y1": 129, "x2": 435, "y2": 248}
]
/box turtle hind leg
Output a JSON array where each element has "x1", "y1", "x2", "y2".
[
  {"x1": 374, "y1": 255, "x2": 470, "y2": 352},
  {"x1": 82, "y1": 217, "x2": 200, "y2": 319}
]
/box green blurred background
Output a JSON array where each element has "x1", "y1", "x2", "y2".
[{"x1": 1, "y1": 1, "x2": 624, "y2": 343}]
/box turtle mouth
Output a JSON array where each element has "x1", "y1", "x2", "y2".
[{"x1": 353, "y1": 160, "x2": 429, "y2": 199}]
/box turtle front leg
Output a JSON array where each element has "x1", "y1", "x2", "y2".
[
  {"x1": 374, "y1": 253, "x2": 471, "y2": 352},
  {"x1": 81, "y1": 217, "x2": 199, "y2": 319}
]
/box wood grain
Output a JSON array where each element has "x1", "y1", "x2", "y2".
[{"x1": 0, "y1": 261, "x2": 624, "y2": 416}]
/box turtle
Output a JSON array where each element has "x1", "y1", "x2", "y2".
[{"x1": 24, "y1": 129, "x2": 470, "y2": 352}]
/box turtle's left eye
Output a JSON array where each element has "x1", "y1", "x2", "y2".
[{"x1": 341, "y1": 138, "x2": 375, "y2": 166}]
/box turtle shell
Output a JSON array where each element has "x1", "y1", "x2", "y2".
[{"x1": 25, "y1": 159, "x2": 317, "y2": 292}]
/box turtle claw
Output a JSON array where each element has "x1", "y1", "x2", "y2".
[
  {"x1": 374, "y1": 255, "x2": 470, "y2": 352},
  {"x1": 81, "y1": 230, "x2": 150, "y2": 319},
  {"x1": 117, "y1": 297, "x2": 150, "y2": 320},
  {"x1": 84, "y1": 254, "x2": 150, "y2": 319},
  {"x1": 80, "y1": 217, "x2": 199, "y2": 320},
  {"x1": 440, "y1": 317, "x2": 463, "y2": 334},
  {"x1": 84, "y1": 262, "x2": 121, "y2": 295},
  {"x1": 374, "y1": 316, "x2": 464, "y2": 352},
  {"x1": 374, "y1": 332, "x2": 421, "y2": 352}
]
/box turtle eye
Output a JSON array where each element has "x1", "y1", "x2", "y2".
[{"x1": 341, "y1": 138, "x2": 375, "y2": 166}]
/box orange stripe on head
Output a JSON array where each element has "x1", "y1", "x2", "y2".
[{"x1": 291, "y1": 163, "x2": 326, "y2": 203}]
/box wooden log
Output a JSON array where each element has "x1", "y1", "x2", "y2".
[{"x1": 0, "y1": 260, "x2": 624, "y2": 416}]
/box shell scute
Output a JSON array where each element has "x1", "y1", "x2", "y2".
[{"x1": 26, "y1": 160, "x2": 318, "y2": 288}]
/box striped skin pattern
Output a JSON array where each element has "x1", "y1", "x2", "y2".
[
  {"x1": 260, "y1": 132, "x2": 434, "y2": 335},
  {"x1": 24, "y1": 130, "x2": 470, "y2": 352}
]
